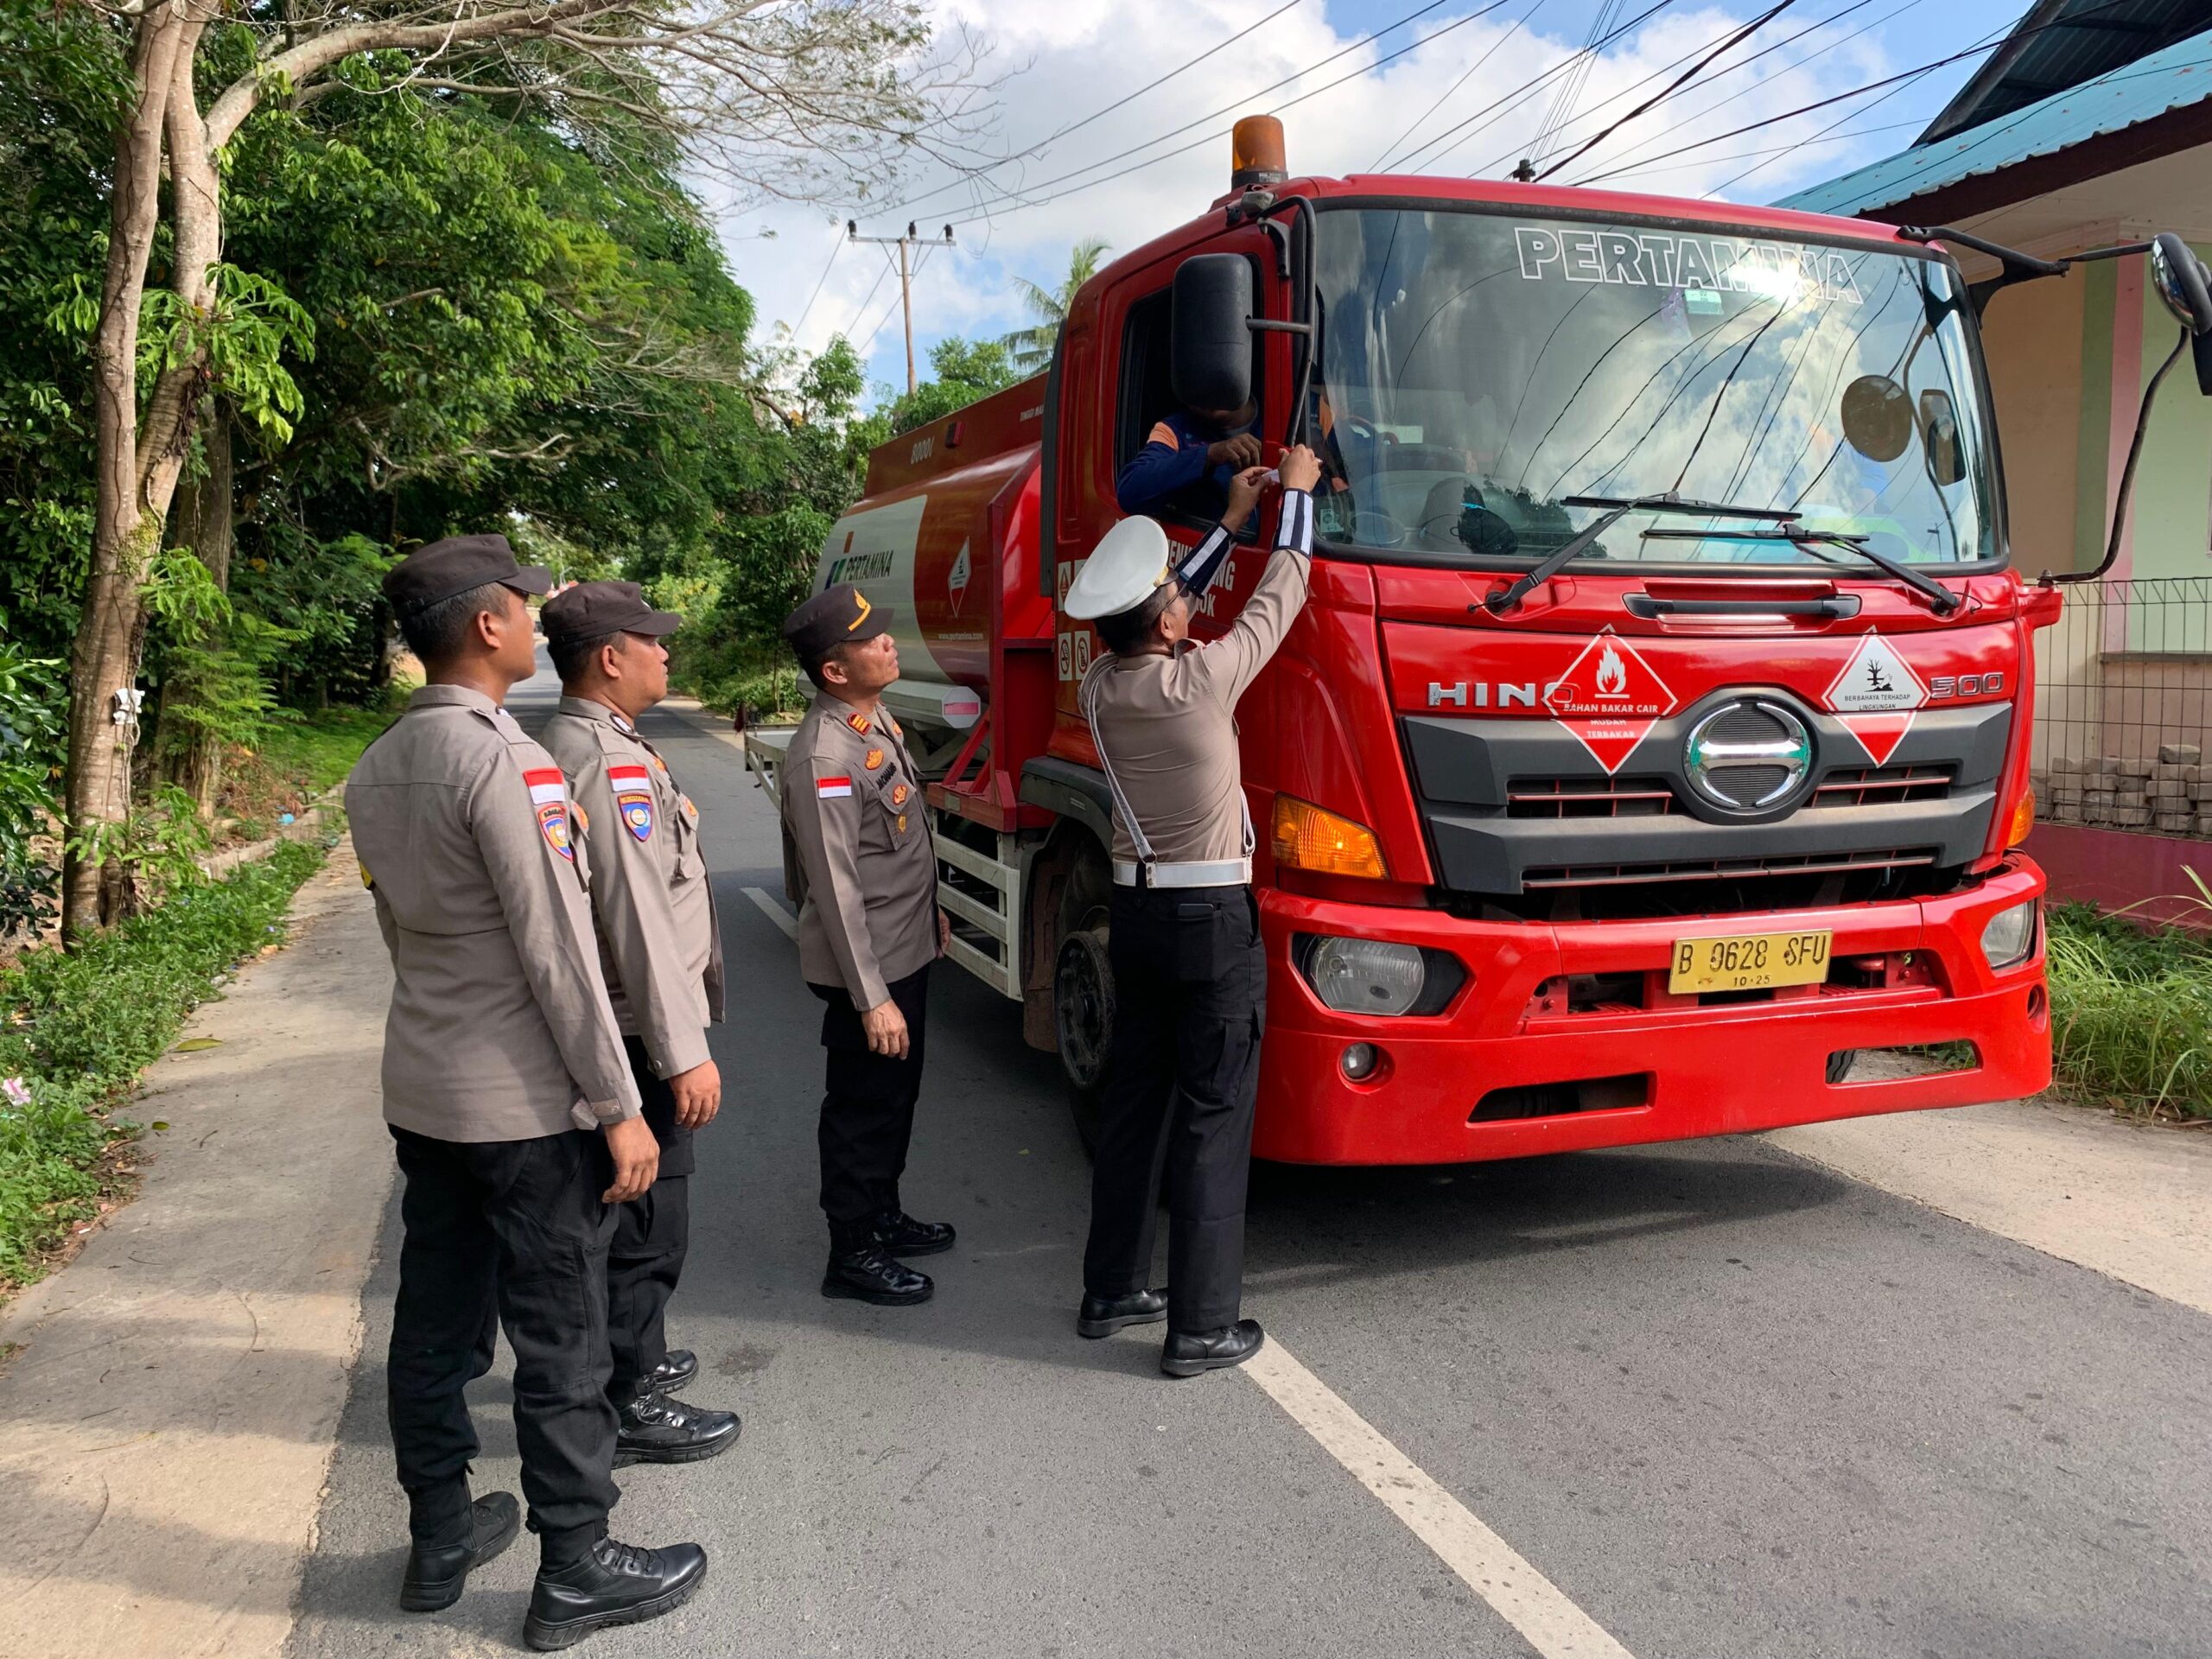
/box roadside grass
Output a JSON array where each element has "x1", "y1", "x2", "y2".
[
  {"x1": 214, "y1": 697, "x2": 400, "y2": 842},
  {"x1": 2046, "y1": 903, "x2": 2212, "y2": 1121},
  {"x1": 0, "y1": 836, "x2": 333, "y2": 1290}
]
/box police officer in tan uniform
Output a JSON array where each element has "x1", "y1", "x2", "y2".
[
  {"x1": 1066, "y1": 446, "x2": 1321, "y2": 1377},
  {"x1": 348, "y1": 537, "x2": 706, "y2": 1649},
  {"x1": 778, "y1": 584, "x2": 954, "y2": 1306},
  {"x1": 541, "y1": 581, "x2": 741, "y2": 1471}
]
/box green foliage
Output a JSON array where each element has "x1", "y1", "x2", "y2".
[
  {"x1": 0, "y1": 838, "x2": 330, "y2": 1283},
  {"x1": 65, "y1": 785, "x2": 217, "y2": 903},
  {"x1": 877, "y1": 334, "x2": 1026, "y2": 436},
  {"x1": 139, "y1": 265, "x2": 315, "y2": 442},
  {"x1": 243, "y1": 700, "x2": 400, "y2": 797},
  {"x1": 0, "y1": 647, "x2": 64, "y2": 938},
  {"x1": 1001, "y1": 238, "x2": 1109, "y2": 374},
  {"x1": 2046, "y1": 902, "x2": 2212, "y2": 1119},
  {"x1": 0, "y1": 1, "x2": 128, "y2": 664}
]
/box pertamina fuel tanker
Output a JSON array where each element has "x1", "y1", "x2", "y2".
[{"x1": 747, "y1": 116, "x2": 2212, "y2": 1165}]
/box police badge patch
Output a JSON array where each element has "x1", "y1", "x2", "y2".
[
  {"x1": 525, "y1": 766, "x2": 575, "y2": 860},
  {"x1": 609, "y1": 763, "x2": 653, "y2": 842}
]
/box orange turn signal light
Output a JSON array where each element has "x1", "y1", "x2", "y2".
[
  {"x1": 2005, "y1": 785, "x2": 2035, "y2": 848},
  {"x1": 1272, "y1": 794, "x2": 1388, "y2": 880}
]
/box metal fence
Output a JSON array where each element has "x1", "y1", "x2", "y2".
[{"x1": 2033, "y1": 577, "x2": 2212, "y2": 838}]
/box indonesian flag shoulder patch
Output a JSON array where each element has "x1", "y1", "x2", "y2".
[
  {"x1": 610, "y1": 762, "x2": 653, "y2": 842},
  {"x1": 524, "y1": 766, "x2": 574, "y2": 860},
  {"x1": 817, "y1": 775, "x2": 855, "y2": 799}
]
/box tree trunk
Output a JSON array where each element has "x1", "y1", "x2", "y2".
[
  {"x1": 64, "y1": 10, "x2": 194, "y2": 938},
  {"x1": 162, "y1": 405, "x2": 234, "y2": 815}
]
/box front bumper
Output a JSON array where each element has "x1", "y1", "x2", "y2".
[{"x1": 1253, "y1": 858, "x2": 2050, "y2": 1165}]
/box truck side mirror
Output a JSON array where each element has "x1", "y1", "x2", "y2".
[
  {"x1": 1171, "y1": 254, "x2": 1253, "y2": 414},
  {"x1": 2150, "y1": 232, "x2": 2212, "y2": 335},
  {"x1": 1918, "y1": 389, "x2": 1964, "y2": 486}
]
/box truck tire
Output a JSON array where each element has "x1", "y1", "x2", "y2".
[
  {"x1": 1826, "y1": 1049, "x2": 1857, "y2": 1084},
  {"x1": 1053, "y1": 925, "x2": 1115, "y2": 1154}
]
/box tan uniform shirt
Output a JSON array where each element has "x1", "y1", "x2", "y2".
[
  {"x1": 1081, "y1": 489, "x2": 1315, "y2": 871},
  {"x1": 349, "y1": 684, "x2": 641, "y2": 1141},
  {"x1": 780, "y1": 695, "x2": 938, "y2": 1010},
  {"x1": 542, "y1": 696, "x2": 726, "y2": 1079}
]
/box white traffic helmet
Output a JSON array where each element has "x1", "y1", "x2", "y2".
[{"x1": 1064, "y1": 516, "x2": 1176, "y2": 622}]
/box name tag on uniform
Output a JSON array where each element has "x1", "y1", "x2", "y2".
[
  {"x1": 817, "y1": 775, "x2": 854, "y2": 799},
  {"x1": 524, "y1": 767, "x2": 575, "y2": 860},
  {"x1": 610, "y1": 763, "x2": 653, "y2": 842}
]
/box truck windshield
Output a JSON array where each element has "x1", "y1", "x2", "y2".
[{"x1": 1308, "y1": 207, "x2": 1999, "y2": 569}]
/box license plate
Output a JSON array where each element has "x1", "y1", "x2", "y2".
[{"x1": 1668, "y1": 930, "x2": 1833, "y2": 993}]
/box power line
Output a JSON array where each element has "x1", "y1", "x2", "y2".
[
  {"x1": 1511, "y1": 0, "x2": 1885, "y2": 178},
  {"x1": 1387, "y1": 0, "x2": 1675, "y2": 175},
  {"x1": 944, "y1": 0, "x2": 1514, "y2": 230},
  {"x1": 880, "y1": 0, "x2": 1304, "y2": 220},
  {"x1": 1548, "y1": 0, "x2": 1920, "y2": 184},
  {"x1": 923, "y1": 0, "x2": 1475, "y2": 229},
  {"x1": 1584, "y1": 113, "x2": 1922, "y2": 181},
  {"x1": 1572, "y1": 0, "x2": 2174, "y2": 189},
  {"x1": 1371, "y1": 0, "x2": 1551, "y2": 171},
  {"x1": 789, "y1": 234, "x2": 842, "y2": 339},
  {"x1": 1530, "y1": 0, "x2": 1624, "y2": 162},
  {"x1": 1534, "y1": 0, "x2": 1795, "y2": 180}
]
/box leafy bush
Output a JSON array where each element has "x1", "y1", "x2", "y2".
[
  {"x1": 0, "y1": 645, "x2": 63, "y2": 941},
  {"x1": 2045, "y1": 903, "x2": 2212, "y2": 1119},
  {"x1": 0, "y1": 837, "x2": 328, "y2": 1283}
]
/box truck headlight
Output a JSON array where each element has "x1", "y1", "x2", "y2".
[
  {"x1": 1308, "y1": 938, "x2": 1426, "y2": 1014},
  {"x1": 1980, "y1": 899, "x2": 2037, "y2": 969}
]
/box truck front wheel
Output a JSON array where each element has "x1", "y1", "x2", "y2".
[{"x1": 1053, "y1": 925, "x2": 1115, "y2": 1152}]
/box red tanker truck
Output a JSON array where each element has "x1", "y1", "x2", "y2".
[{"x1": 748, "y1": 118, "x2": 2212, "y2": 1162}]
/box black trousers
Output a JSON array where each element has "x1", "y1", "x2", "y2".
[
  {"x1": 1083, "y1": 884, "x2": 1265, "y2": 1335},
  {"x1": 809, "y1": 963, "x2": 930, "y2": 1251},
  {"x1": 607, "y1": 1036, "x2": 693, "y2": 1410},
  {"x1": 387, "y1": 1125, "x2": 619, "y2": 1566}
]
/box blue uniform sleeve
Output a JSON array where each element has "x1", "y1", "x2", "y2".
[{"x1": 1116, "y1": 417, "x2": 1214, "y2": 515}]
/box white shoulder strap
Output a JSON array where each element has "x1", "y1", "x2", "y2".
[{"x1": 1079, "y1": 657, "x2": 1156, "y2": 868}]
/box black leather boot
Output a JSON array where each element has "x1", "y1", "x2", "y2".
[
  {"x1": 874, "y1": 1209, "x2": 957, "y2": 1256},
  {"x1": 399, "y1": 1491, "x2": 520, "y2": 1611},
  {"x1": 1160, "y1": 1319, "x2": 1265, "y2": 1377},
  {"x1": 647, "y1": 1348, "x2": 698, "y2": 1395},
  {"x1": 614, "y1": 1389, "x2": 741, "y2": 1467},
  {"x1": 822, "y1": 1244, "x2": 933, "y2": 1305},
  {"x1": 524, "y1": 1536, "x2": 709, "y2": 1650},
  {"x1": 1077, "y1": 1287, "x2": 1169, "y2": 1338}
]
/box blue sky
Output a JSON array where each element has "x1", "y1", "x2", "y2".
[{"x1": 715, "y1": 0, "x2": 2043, "y2": 408}]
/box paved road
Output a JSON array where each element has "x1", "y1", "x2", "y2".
[{"x1": 288, "y1": 677, "x2": 2212, "y2": 1659}]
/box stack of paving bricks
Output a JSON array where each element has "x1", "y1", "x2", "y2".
[{"x1": 2036, "y1": 743, "x2": 2210, "y2": 836}]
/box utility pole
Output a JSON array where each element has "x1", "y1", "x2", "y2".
[{"x1": 847, "y1": 219, "x2": 955, "y2": 394}]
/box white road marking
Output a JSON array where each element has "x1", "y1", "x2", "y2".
[
  {"x1": 1243, "y1": 1339, "x2": 1636, "y2": 1659},
  {"x1": 742, "y1": 886, "x2": 798, "y2": 941}
]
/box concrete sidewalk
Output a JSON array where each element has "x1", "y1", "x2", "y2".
[
  {"x1": 0, "y1": 838, "x2": 395, "y2": 1659},
  {"x1": 1770, "y1": 1092, "x2": 2212, "y2": 1316}
]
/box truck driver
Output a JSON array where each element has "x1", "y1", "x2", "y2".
[
  {"x1": 1065, "y1": 444, "x2": 1323, "y2": 1378},
  {"x1": 1115, "y1": 396, "x2": 1264, "y2": 527}
]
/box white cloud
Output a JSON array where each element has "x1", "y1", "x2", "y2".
[{"x1": 709, "y1": 0, "x2": 1922, "y2": 406}]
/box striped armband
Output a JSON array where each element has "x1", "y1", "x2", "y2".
[{"x1": 1276, "y1": 488, "x2": 1315, "y2": 556}]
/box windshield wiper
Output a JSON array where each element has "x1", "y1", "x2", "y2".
[
  {"x1": 1640, "y1": 526, "x2": 1962, "y2": 614},
  {"x1": 1484, "y1": 493, "x2": 1799, "y2": 615}
]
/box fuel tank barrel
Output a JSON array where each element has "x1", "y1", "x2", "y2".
[{"x1": 805, "y1": 378, "x2": 1052, "y2": 727}]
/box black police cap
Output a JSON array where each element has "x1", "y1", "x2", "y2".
[
  {"x1": 541, "y1": 580, "x2": 682, "y2": 644},
  {"x1": 781, "y1": 583, "x2": 894, "y2": 662},
  {"x1": 383, "y1": 534, "x2": 551, "y2": 618}
]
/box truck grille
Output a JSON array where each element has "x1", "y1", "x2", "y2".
[
  {"x1": 1520, "y1": 847, "x2": 1940, "y2": 889},
  {"x1": 1509, "y1": 763, "x2": 1955, "y2": 819},
  {"x1": 1507, "y1": 776, "x2": 1678, "y2": 818},
  {"x1": 1810, "y1": 764, "x2": 1955, "y2": 806}
]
